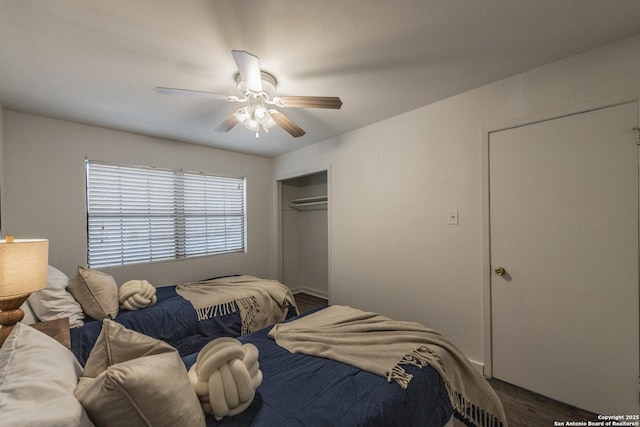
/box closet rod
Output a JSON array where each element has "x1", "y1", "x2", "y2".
[{"x1": 288, "y1": 200, "x2": 327, "y2": 210}]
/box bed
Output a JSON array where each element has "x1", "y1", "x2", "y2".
[
  {"x1": 183, "y1": 322, "x2": 455, "y2": 426},
  {"x1": 183, "y1": 306, "x2": 507, "y2": 427},
  {"x1": 70, "y1": 275, "x2": 298, "y2": 366}
]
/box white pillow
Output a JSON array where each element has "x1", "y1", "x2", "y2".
[
  {"x1": 118, "y1": 279, "x2": 157, "y2": 311},
  {"x1": 0, "y1": 323, "x2": 94, "y2": 427},
  {"x1": 20, "y1": 300, "x2": 38, "y2": 324},
  {"x1": 28, "y1": 265, "x2": 85, "y2": 327}
]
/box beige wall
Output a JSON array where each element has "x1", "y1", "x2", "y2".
[
  {"x1": 0, "y1": 103, "x2": 3, "y2": 236},
  {"x1": 273, "y1": 34, "x2": 640, "y2": 367},
  {"x1": 2, "y1": 112, "x2": 276, "y2": 286}
]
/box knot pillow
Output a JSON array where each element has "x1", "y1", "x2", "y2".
[
  {"x1": 118, "y1": 280, "x2": 157, "y2": 311},
  {"x1": 188, "y1": 337, "x2": 263, "y2": 419}
]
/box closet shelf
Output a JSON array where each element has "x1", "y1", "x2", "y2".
[{"x1": 288, "y1": 195, "x2": 328, "y2": 210}]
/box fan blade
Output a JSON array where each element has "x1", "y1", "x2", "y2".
[
  {"x1": 269, "y1": 110, "x2": 305, "y2": 137},
  {"x1": 232, "y1": 50, "x2": 263, "y2": 93},
  {"x1": 276, "y1": 96, "x2": 343, "y2": 109},
  {"x1": 215, "y1": 114, "x2": 239, "y2": 132},
  {"x1": 154, "y1": 87, "x2": 235, "y2": 101}
]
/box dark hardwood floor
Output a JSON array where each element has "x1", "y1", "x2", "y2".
[
  {"x1": 292, "y1": 292, "x2": 601, "y2": 426},
  {"x1": 488, "y1": 378, "x2": 598, "y2": 427},
  {"x1": 293, "y1": 292, "x2": 328, "y2": 314}
]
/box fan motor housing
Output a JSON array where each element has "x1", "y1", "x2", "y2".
[{"x1": 236, "y1": 71, "x2": 277, "y2": 97}]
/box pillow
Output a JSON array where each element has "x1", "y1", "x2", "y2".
[
  {"x1": 188, "y1": 337, "x2": 263, "y2": 419},
  {"x1": 74, "y1": 320, "x2": 205, "y2": 427},
  {"x1": 0, "y1": 323, "x2": 94, "y2": 427},
  {"x1": 118, "y1": 279, "x2": 157, "y2": 311},
  {"x1": 20, "y1": 299, "x2": 38, "y2": 324},
  {"x1": 28, "y1": 265, "x2": 85, "y2": 327},
  {"x1": 67, "y1": 266, "x2": 118, "y2": 320}
]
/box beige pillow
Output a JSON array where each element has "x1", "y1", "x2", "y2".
[
  {"x1": 74, "y1": 320, "x2": 205, "y2": 427},
  {"x1": 67, "y1": 266, "x2": 118, "y2": 320}
]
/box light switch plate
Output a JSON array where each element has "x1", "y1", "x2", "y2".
[{"x1": 448, "y1": 209, "x2": 459, "y2": 225}]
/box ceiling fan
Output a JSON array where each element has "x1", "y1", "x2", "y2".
[{"x1": 154, "y1": 50, "x2": 343, "y2": 138}]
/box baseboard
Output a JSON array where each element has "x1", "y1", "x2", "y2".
[
  {"x1": 292, "y1": 287, "x2": 328, "y2": 300},
  {"x1": 468, "y1": 359, "x2": 484, "y2": 375}
]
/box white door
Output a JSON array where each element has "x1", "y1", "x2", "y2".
[{"x1": 490, "y1": 102, "x2": 639, "y2": 414}]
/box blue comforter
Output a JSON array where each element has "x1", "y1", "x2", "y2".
[
  {"x1": 183, "y1": 311, "x2": 457, "y2": 427},
  {"x1": 71, "y1": 285, "x2": 296, "y2": 366}
]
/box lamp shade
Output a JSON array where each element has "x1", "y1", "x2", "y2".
[{"x1": 0, "y1": 239, "x2": 48, "y2": 298}]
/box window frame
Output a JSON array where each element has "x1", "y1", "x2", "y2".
[{"x1": 85, "y1": 160, "x2": 246, "y2": 268}]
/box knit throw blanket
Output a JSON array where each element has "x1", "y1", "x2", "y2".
[
  {"x1": 268, "y1": 305, "x2": 507, "y2": 427},
  {"x1": 176, "y1": 275, "x2": 298, "y2": 335}
]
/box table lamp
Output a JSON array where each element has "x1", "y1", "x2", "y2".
[{"x1": 0, "y1": 236, "x2": 48, "y2": 346}]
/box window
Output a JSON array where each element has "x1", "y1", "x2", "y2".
[{"x1": 85, "y1": 160, "x2": 246, "y2": 268}]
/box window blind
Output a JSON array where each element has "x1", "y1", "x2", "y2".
[{"x1": 85, "y1": 160, "x2": 246, "y2": 268}]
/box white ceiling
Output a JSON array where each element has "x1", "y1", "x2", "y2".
[{"x1": 1, "y1": 1, "x2": 640, "y2": 157}]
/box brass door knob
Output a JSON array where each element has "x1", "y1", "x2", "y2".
[{"x1": 495, "y1": 266, "x2": 506, "y2": 276}]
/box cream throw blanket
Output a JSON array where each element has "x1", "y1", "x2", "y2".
[
  {"x1": 176, "y1": 275, "x2": 298, "y2": 335},
  {"x1": 269, "y1": 305, "x2": 507, "y2": 427}
]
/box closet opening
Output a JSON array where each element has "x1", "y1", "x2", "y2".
[{"x1": 277, "y1": 169, "x2": 329, "y2": 302}]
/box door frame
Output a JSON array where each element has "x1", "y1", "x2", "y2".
[
  {"x1": 481, "y1": 91, "x2": 640, "y2": 378},
  {"x1": 274, "y1": 165, "x2": 332, "y2": 303}
]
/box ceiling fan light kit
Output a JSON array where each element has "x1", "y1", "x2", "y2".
[
  {"x1": 235, "y1": 105, "x2": 277, "y2": 138},
  {"x1": 233, "y1": 71, "x2": 278, "y2": 138},
  {"x1": 154, "y1": 50, "x2": 342, "y2": 139}
]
